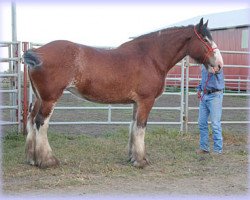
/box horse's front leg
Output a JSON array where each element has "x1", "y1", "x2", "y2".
[
  {"x1": 128, "y1": 103, "x2": 137, "y2": 159},
  {"x1": 128, "y1": 99, "x2": 154, "y2": 168}
]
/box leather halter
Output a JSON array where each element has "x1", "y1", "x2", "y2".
[{"x1": 193, "y1": 26, "x2": 217, "y2": 64}]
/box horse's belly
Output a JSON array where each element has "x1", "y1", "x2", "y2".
[{"x1": 66, "y1": 86, "x2": 134, "y2": 104}]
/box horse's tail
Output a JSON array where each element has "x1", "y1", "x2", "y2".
[{"x1": 23, "y1": 50, "x2": 43, "y2": 68}]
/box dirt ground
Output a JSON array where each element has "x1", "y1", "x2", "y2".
[{"x1": 1, "y1": 92, "x2": 249, "y2": 197}]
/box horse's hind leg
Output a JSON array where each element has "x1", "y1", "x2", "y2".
[
  {"x1": 129, "y1": 98, "x2": 154, "y2": 168},
  {"x1": 25, "y1": 99, "x2": 40, "y2": 165},
  {"x1": 34, "y1": 100, "x2": 59, "y2": 168}
]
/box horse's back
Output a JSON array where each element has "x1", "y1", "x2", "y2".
[
  {"x1": 34, "y1": 40, "x2": 81, "y2": 57},
  {"x1": 34, "y1": 40, "x2": 112, "y2": 66},
  {"x1": 36, "y1": 40, "x2": 78, "y2": 50}
]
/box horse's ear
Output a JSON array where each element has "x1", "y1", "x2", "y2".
[
  {"x1": 199, "y1": 18, "x2": 204, "y2": 27},
  {"x1": 204, "y1": 20, "x2": 209, "y2": 28},
  {"x1": 197, "y1": 18, "x2": 204, "y2": 32}
]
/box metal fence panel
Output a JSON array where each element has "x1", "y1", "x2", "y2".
[{"x1": 0, "y1": 41, "x2": 22, "y2": 132}]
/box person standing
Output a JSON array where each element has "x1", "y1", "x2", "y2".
[{"x1": 196, "y1": 65, "x2": 225, "y2": 154}]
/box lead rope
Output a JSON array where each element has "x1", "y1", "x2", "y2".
[{"x1": 200, "y1": 73, "x2": 211, "y2": 101}]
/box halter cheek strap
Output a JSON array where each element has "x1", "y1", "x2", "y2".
[{"x1": 193, "y1": 26, "x2": 217, "y2": 63}]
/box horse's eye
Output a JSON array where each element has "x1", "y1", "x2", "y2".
[{"x1": 203, "y1": 38, "x2": 209, "y2": 42}]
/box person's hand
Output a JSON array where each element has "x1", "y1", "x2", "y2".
[{"x1": 197, "y1": 91, "x2": 201, "y2": 99}]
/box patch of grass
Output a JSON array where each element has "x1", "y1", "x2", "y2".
[
  {"x1": 2, "y1": 128, "x2": 248, "y2": 194},
  {"x1": 2, "y1": 132, "x2": 25, "y2": 168}
]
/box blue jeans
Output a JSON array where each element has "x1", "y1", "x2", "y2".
[{"x1": 198, "y1": 92, "x2": 223, "y2": 153}]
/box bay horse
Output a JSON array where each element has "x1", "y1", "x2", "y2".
[{"x1": 23, "y1": 18, "x2": 223, "y2": 169}]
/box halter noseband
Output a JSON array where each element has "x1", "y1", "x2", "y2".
[{"x1": 193, "y1": 26, "x2": 217, "y2": 63}]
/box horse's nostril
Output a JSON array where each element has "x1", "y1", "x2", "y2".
[{"x1": 218, "y1": 65, "x2": 221, "y2": 70}]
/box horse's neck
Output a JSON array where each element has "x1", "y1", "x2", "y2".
[
  {"x1": 157, "y1": 27, "x2": 192, "y2": 72},
  {"x1": 134, "y1": 27, "x2": 191, "y2": 74},
  {"x1": 123, "y1": 27, "x2": 192, "y2": 74}
]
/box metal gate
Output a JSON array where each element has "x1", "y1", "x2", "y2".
[{"x1": 0, "y1": 41, "x2": 22, "y2": 132}]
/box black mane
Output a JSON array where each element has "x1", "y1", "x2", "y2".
[
  {"x1": 135, "y1": 21, "x2": 213, "y2": 42},
  {"x1": 134, "y1": 25, "x2": 194, "y2": 40}
]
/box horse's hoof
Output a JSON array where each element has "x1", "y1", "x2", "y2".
[
  {"x1": 25, "y1": 147, "x2": 36, "y2": 165},
  {"x1": 26, "y1": 159, "x2": 35, "y2": 166},
  {"x1": 131, "y1": 158, "x2": 150, "y2": 169},
  {"x1": 37, "y1": 155, "x2": 60, "y2": 169},
  {"x1": 128, "y1": 156, "x2": 135, "y2": 163},
  {"x1": 26, "y1": 153, "x2": 36, "y2": 166}
]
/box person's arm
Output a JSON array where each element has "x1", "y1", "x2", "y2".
[
  {"x1": 196, "y1": 80, "x2": 202, "y2": 99},
  {"x1": 196, "y1": 65, "x2": 206, "y2": 99}
]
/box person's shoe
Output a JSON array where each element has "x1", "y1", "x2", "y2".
[
  {"x1": 211, "y1": 151, "x2": 222, "y2": 156},
  {"x1": 196, "y1": 149, "x2": 210, "y2": 155}
]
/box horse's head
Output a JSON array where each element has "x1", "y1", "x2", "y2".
[{"x1": 188, "y1": 18, "x2": 223, "y2": 74}]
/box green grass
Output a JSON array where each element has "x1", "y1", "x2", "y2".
[{"x1": 2, "y1": 128, "x2": 248, "y2": 194}]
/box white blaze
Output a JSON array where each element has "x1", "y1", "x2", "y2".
[{"x1": 212, "y1": 41, "x2": 223, "y2": 67}]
